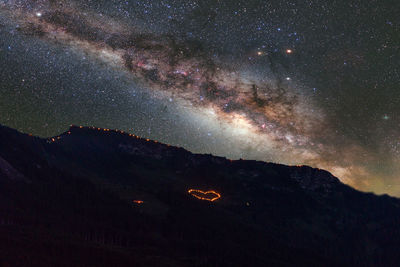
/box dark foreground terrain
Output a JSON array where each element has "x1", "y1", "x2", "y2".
[{"x1": 0, "y1": 124, "x2": 399, "y2": 266}]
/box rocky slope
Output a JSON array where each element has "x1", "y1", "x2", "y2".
[{"x1": 0, "y1": 124, "x2": 399, "y2": 266}]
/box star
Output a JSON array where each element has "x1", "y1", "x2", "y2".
[{"x1": 0, "y1": 0, "x2": 397, "y2": 197}]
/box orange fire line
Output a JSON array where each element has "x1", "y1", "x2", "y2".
[
  {"x1": 46, "y1": 125, "x2": 159, "y2": 144},
  {"x1": 188, "y1": 189, "x2": 221, "y2": 202}
]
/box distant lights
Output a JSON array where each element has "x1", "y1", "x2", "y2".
[
  {"x1": 285, "y1": 49, "x2": 293, "y2": 54},
  {"x1": 46, "y1": 125, "x2": 169, "y2": 146},
  {"x1": 35, "y1": 12, "x2": 42, "y2": 17}
]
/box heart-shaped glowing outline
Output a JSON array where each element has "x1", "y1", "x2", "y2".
[{"x1": 188, "y1": 189, "x2": 221, "y2": 202}]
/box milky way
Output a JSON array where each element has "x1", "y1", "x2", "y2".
[{"x1": 1, "y1": 0, "x2": 398, "y2": 195}]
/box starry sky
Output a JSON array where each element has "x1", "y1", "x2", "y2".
[{"x1": 0, "y1": 0, "x2": 399, "y2": 195}]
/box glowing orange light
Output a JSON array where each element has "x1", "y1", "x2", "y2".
[
  {"x1": 188, "y1": 189, "x2": 221, "y2": 202},
  {"x1": 286, "y1": 49, "x2": 293, "y2": 54},
  {"x1": 66, "y1": 125, "x2": 169, "y2": 146},
  {"x1": 133, "y1": 200, "x2": 144, "y2": 204}
]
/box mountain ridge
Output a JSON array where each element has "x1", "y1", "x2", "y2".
[{"x1": 0, "y1": 124, "x2": 399, "y2": 266}]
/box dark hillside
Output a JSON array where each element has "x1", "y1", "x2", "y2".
[{"x1": 0, "y1": 125, "x2": 399, "y2": 266}]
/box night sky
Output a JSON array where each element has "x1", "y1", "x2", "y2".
[{"x1": 0, "y1": 0, "x2": 398, "y2": 195}]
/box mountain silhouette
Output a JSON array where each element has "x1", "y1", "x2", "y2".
[{"x1": 0, "y1": 124, "x2": 399, "y2": 266}]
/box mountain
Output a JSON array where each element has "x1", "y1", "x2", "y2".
[{"x1": 0, "y1": 124, "x2": 399, "y2": 266}]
